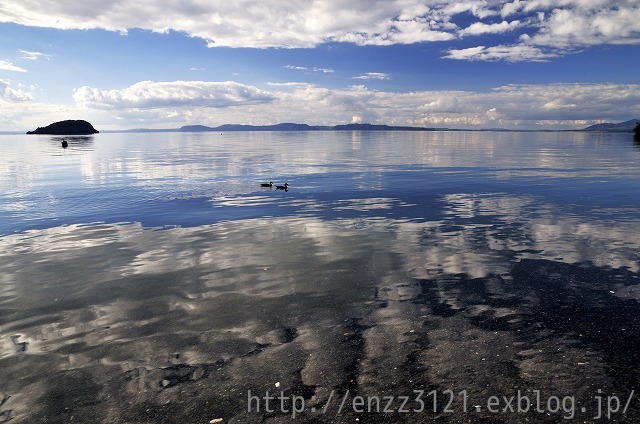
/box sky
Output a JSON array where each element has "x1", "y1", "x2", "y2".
[{"x1": 1, "y1": 0, "x2": 639, "y2": 131}]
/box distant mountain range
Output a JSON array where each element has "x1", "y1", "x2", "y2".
[
  {"x1": 582, "y1": 119, "x2": 640, "y2": 132},
  {"x1": 178, "y1": 122, "x2": 443, "y2": 132},
  {"x1": 171, "y1": 119, "x2": 640, "y2": 133}
]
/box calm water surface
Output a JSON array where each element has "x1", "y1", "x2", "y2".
[{"x1": 1, "y1": 131, "x2": 640, "y2": 423}]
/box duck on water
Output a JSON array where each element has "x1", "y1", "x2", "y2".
[
  {"x1": 275, "y1": 183, "x2": 288, "y2": 191},
  {"x1": 260, "y1": 181, "x2": 273, "y2": 188}
]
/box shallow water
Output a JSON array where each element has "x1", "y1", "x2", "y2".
[{"x1": 1, "y1": 131, "x2": 640, "y2": 422}]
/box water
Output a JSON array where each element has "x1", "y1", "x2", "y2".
[{"x1": 1, "y1": 131, "x2": 640, "y2": 422}]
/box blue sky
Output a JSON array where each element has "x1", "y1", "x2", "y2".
[{"x1": 1, "y1": 0, "x2": 639, "y2": 130}]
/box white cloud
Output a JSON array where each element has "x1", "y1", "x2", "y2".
[
  {"x1": 527, "y1": 4, "x2": 640, "y2": 47},
  {"x1": 1, "y1": 80, "x2": 32, "y2": 101},
  {"x1": 444, "y1": 44, "x2": 557, "y2": 62},
  {"x1": 19, "y1": 50, "x2": 50, "y2": 60},
  {"x1": 284, "y1": 65, "x2": 334, "y2": 73},
  {"x1": 353, "y1": 72, "x2": 390, "y2": 80},
  {"x1": 440, "y1": 1, "x2": 499, "y2": 20},
  {"x1": 3, "y1": 80, "x2": 639, "y2": 130},
  {"x1": 73, "y1": 80, "x2": 275, "y2": 109},
  {"x1": 263, "y1": 82, "x2": 639, "y2": 129},
  {"x1": 460, "y1": 20, "x2": 521, "y2": 36},
  {"x1": 501, "y1": 0, "x2": 524, "y2": 17},
  {"x1": 0, "y1": 60, "x2": 27, "y2": 72},
  {"x1": 266, "y1": 82, "x2": 311, "y2": 87},
  {"x1": 0, "y1": 0, "x2": 458, "y2": 48},
  {"x1": 419, "y1": 96, "x2": 464, "y2": 113},
  {"x1": 340, "y1": 18, "x2": 456, "y2": 45},
  {"x1": 0, "y1": 1, "x2": 636, "y2": 61},
  {"x1": 0, "y1": 81, "x2": 81, "y2": 130}
]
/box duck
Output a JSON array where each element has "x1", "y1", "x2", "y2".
[
  {"x1": 61, "y1": 139, "x2": 68, "y2": 148},
  {"x1": 260, "y1": 181, "x2": 273, "y2": 188},
  {"x1": 275, "y1": 183, "x2": 289, "y2": 190}
]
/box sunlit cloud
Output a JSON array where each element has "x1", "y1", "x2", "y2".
[
  {"x1": 2, "y1": 78, "x2": 637, "y2": 130},
  {"x1": 14, "y1": 81, "x2": 632, "y2": 130},
  {"x1": 0, "y1": 0, "x2": 454, "y2": 48},
  {"x1": 0, "y1": 0, "x2": 635, "y2": 60},
  {"x1": 73, "y1": 80, "x2": 275, "y2": 109},
  {"x1": 0, "y1": 60, "x2": 27, "y2": 72},
  {"x1": 524, "y1": 5, "x2": 640, "y2": 47},
  {"x1": 1, "y1": 80, "x2": 32, "y2": 101},
  {"x1": 459, "y1": 20, "x2": 521, "y2": 36},
  {"x1": 444, "y1": 45, "x2": 557, "y2": 62}
]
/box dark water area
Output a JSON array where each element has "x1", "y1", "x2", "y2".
[{"x1": 1, "y1": 131, "x2": 640, "y2": 422}]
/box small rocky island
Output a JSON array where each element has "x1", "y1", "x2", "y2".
[{"x1": 27, "y1": 119, "x2": 99, "y2": 135}]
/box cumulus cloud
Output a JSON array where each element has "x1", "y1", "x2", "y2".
[
  {"x1": 0, "y1": 0, "x2": 455, "y2": 48},
  {"x1": 158, "y1": 82, "x2": 638, "y2": 128},
  {"x1": 1, "y1": 80, "x2": 32, "y2": 101},
  {"x1": 460, "y1": 20, "x2": 521, "y2": 36},
  {"x1": 73, "y1": 80, "x2": 275, "y2": 109},
  {"x1": 527, "y1": 4, "x2": 640, "y2": 47},
  {"x1": 2, "y1": 79, "x2": 636, "y2": 130},
  {"x1": 261, "y1": 82, "x2": 640, "y2": 129},
  {"x1": 0, "y1": 81, "x2": 85, "y2": 130},
  {"x1": 333, "y1": 18, "x2": 455, "y2": 45},
  {"x1": 440, "y1": 0, "x2": 499, "y2": 19},
  {"x1": 0, "y1": 1, "x2": 637, "y2": 61},
  {"x1": 0, "y1": 60, "x2": 27, "y2": 72}
]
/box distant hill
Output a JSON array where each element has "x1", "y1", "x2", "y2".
[
  {"x1": 332, "y1": 123, "x2": 437, "y2": 131},
  {"x1": 27, "y1": 119, "x2": 99, "y2": 135},
  {"x1": 582, "y1": 119, "x2": 640, "y2": 132},
  {"x1": 179, "y1": 122, "x2": 442, "y2": 132},
  {"x1": 180, "y1": 123, "x2": 317, "y2": 132}
]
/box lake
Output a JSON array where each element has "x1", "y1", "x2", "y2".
[{"x1": 1, "y1": 130, "x2": 640, "y2": 423}]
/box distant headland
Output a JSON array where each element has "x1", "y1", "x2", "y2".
[
  {"x1": 27, "y1": 119, "x2": 99, "y2": 135},
  {"x1": 581, "y1": 119, "x2": 640, "y2": 133}
]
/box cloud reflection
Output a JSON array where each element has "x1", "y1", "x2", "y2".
[{"x1": 1, "y1": 194, "x2": 640, "y2": 420}]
